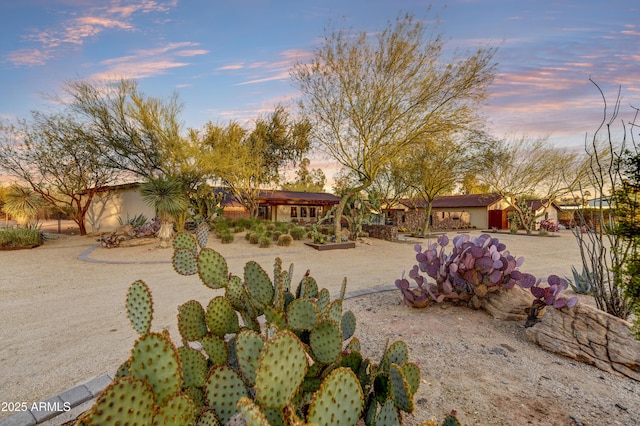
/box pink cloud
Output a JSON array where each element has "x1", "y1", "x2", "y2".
[{"x1": 5, "y1": 48, "x2": 51, "y2": 67}]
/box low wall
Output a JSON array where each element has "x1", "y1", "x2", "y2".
[{"x1": 362, "y1": 224, "x2": 397, "y2": 241}]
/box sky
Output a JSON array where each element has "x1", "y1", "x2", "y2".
[{"x1": 1, "y1": 0, "x2": 639, "y2": 178}]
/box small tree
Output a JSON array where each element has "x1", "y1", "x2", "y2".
[
  {"x1": 281, "y1": 158, "x2": 326, "y2": 192},
  {"x1": 140, "y1": 176, "x2": 188, "y2": 248},
  {"x1": 0, "y1": 114, "x2": 119, "y2": 235},
  {"x1": 292, "y1": 12, "x2": 496, "y2": 239},
  {"x1": 476, "y1": 135, "x2": 589, "y2": 234}
]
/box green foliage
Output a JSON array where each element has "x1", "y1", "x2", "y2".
[
  {"x1": 566, "y1": 265, "x2": 593, "y2": 295},
  {"x1": 220, "y1": 231, "x2": 234, "y2": 244},
  {"x1": 0, "y1": 226, "x2": 42, "y2": 248},
  {"x1": 258, "y1": 235, "x2": 271, "y2": 248},
  {"x1": 3, "y1": 185, "x2": 43, "y2": 226},
  {"x1": 80, "y1": 231, "x2": 422, "y2": 425},
  {"x1": 277, "y1": 233, "x2": 293, "y2": 247},
  {"x1": 140, "y1": 176, "x2": 188, "y2": 220},
  {"x1": 289, "y1": 226, "x2": 306, "y2": 240},
  {"x1": 118, "y1": 213, "x2": 148, "y2": 228}
]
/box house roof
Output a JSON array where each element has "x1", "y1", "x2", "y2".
[
  {"x1": 257, "y1": 189, "x2": 340, "y2": 205},
  {"x1": 401, "y1": 193, "x2": 504, "y2": 209},
  {"x1": 512, "y1": 199, "x2": 562, "y2": 212}
]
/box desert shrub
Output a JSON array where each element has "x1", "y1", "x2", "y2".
[
  {"x1": 249, "y1": 232, "x2": 261, "y2": 244},
  {"x1": 289, "y1": 226, "x2": 306, "y2": 240},
  {"x1": 277, "y1": 234, "x2": 293, "y2": 247},
  {"x1": 272, "y1": 230, "x2": 282, "y2": 241},
  {"x1": 214, "y1": 219, "x2": 231, "y2": 237},
  {"x1": 539, "y1": 218, "x2": 559, "y2": 233},
  {"x1": 233, "y1": 217, "x2": 252, "y2": 231},
  {"x1": 258, "y1": 236, "x2": 271, "y2": 248},
  {"x1": 220, "y1": 231, "x2": 234, "y2": 244},
  {"x1": 0, "y1": 226, "x2": 42, "y2": 248},
  {"x1": 118, "y1": 213, "x2": 148, "y2": 228},
  {"x1": 265, "y1": 223, "x2": 276, "y2": 231}
]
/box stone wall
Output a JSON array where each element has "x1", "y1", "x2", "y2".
[
  {"x1": 526, "y1": 303, "x2": 640, "y2": 381},
  {"x1": 362, "y1": 224, "x2": 398, "y2": 241}
]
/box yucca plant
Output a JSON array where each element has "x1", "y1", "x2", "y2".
[
  {"x1": 140, "y1": 176, "x2": 188, "y2": 248},
  {"x1": 3, "y1": 185, "x2": 43, "y2": 227}
]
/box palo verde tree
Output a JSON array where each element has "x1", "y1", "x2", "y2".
[
  {"x1": 202, "y1": 106, "x2": 311, "y2": 217},
  {"x1": 399, "y1": 130, "x2": 475, "y2": 235},
  {"x1": 0, "y1": 114, "x2": 119, "y2": 235},
  {"x1": 476, "y1": 135, "x2": 589, "y2": 234},
  {"x1": 292, "y1": 12, "x2": 496, "y2": 238},
  {"x1": 281, "y1": 157, "x2": 327, "y2": 192}
]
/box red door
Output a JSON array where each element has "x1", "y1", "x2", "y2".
[{"x1": 488, "y1": 210, "x2": 507, "y2": 229}]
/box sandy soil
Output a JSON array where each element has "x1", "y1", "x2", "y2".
[{"x1": 1, "y1": 223, "x2": 638, "y2": 425}]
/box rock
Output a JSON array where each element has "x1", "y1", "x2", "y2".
[
  {"x1": 115, "y1": 224, "x2": 133, "y2": 234},
  {"x1": 118, "y1": 237, "x2": 157, "y2": 247},
  {"x1": 482, "y1": 285, "x2": 534, "y2": 321},
  {"x1": 526, "y1": 302, "x2": 640, "y2": 381}
]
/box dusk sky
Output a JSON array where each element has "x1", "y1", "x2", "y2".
[{"x1": 1, "y1": 0, "x2": 639, "y2": 168}]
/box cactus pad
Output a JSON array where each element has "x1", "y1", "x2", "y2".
[
  {"x1": 204, "y1": 365, "x2": 248, "y2": 424},
  {"x1": 381, "y1": 341, "x2": 409, "y2": 372},
  {"x1": 286, "y1": 298, "x2": 320, "y2": 331},
  {"x1": 255, "y1": 330, "x2": 308, "y2": 409},
  {"x1": 198, "y1": 248, "x2": 229, "y2": 289},
  {"x1": 178, "y1": 346, "x2": 208, "y2": 388},
  {"x1": 296, "y1": 275, "x2": 318, "y2": 298},
  {"x1": 401, "y1": 362, "x2": 421, "y2": 395},
  {"x1": 196, "y1": 222, "x2": 209, "y2": 249},
  {"x1": 205, "y1": 296, "x2": 240, "y2": 337},
  {"x1": 389, "y1": 363, "x2": 414, "y2": 413},
  {"x1": 173, "y1": 231, "x2": 198, "y2": 252},
  {"x1": 173, "y1": 247, "x2": 198, "y2": 276},
  {"x1": 325, "y1": 299, "x2": 343, "y2": 323},
  {"x1": 126, "y1": 280, "x2": 153, "y2": 335},
  {"x1": 177, "y1": 300, "x2": 208, "y2": 342},
  {"x1": 77, "y1": 376, "x2": 154, "y2": 425},
  {"x1": 200, "y1": 333, "x2": 229, "y2": 366},
  {"x1": 153, "y1": 391, "x2": 197, "y2": 425},
  {"x1": 310, "y1": 319, "x2": 342, "y2": 364},
  {"x1": 244, "y1": 260, "x2": 274, "y2": 310},
  {"x1": 236, "y1": 397, "x2": 271, "y2": 426},
  {"x1": 196, "y1": 409, "x2": 221, "y2": 426},
  {"x1": 307, "y1": 367, "x2": 364, "y2": 426},
  {"x1": 316, "y1": 288, "x2": 331, "y2": 313},
  {"x1": 236, "y1": 330, "x2": 265, "y2": 386},
  {"x1": 375, "y1": 398, "x2": 401, "y2": 426},
  {"x1": 341, "y1": 310, "x2": 356, "y2": 340},
  {"x1": 129, "y1": 332, "x2": 182, "y2": 407},
  {"x1": 225, "y1": 275, "x2": 246, "y2": 311}
]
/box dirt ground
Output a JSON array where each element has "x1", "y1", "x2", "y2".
[{"x1": 0, "y1": 222, "x2": 638, "y2": 425}]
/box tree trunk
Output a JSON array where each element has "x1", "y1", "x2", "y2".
[
  {"x1": 421, "y1": 201, "x2": 434, "y2": 236},
  {"x1": 333, "y1": 191, "x2": 355, "y2": 240},
  {"x1": 158, "y1": 218, "x2": 174, "y2": 248}
]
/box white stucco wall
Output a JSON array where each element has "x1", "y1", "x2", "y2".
[{"x1": 84, "y1": 187, "x2": 155, "y2": 233}]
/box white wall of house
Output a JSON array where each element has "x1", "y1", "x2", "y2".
[
  {"x1": 431, "y1": 206, "x2": 489, "y2": 229},
  {"x1": 84, "y1": 187, "x2": 155, "y2": 233}
]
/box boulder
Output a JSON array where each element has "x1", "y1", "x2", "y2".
[
  {"x1": 526, "y1": 303, "x2": 640, "y2": 381},
  {"x1": 482, "y1": 285, "x2": 534, "y2": 321}
]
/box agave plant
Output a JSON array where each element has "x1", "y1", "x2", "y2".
[{"x1": 140, "y1": 176, "x2": 188, "y2": 248}]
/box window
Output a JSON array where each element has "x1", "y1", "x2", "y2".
[
  {"x1": 309, "y1": 207, "x2": 316, "y2": 218},
  {"x1": 300, "y1": 207, "x2": 307, "y2": 218},
  {"x1": 290, "y1": 207, "x2": 297, "y2": 218}
]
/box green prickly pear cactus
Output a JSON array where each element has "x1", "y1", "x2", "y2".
[
  {"x1": 126, "y1": 280, "x2": 153, "y2": 335},
  {"x1": 307, "y1": 367, "x2": 364, "y2": 425},
  {"x1": 78, "y1": 230, "x2": 424, "y2": 426}
]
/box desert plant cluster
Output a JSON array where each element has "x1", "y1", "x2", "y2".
[
  {"x1": 77, "y1": 223, "x2": 460, "y2": 425},
  {"x1": 395, "y1": 233, "x2": 577, "y2": 326}
]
